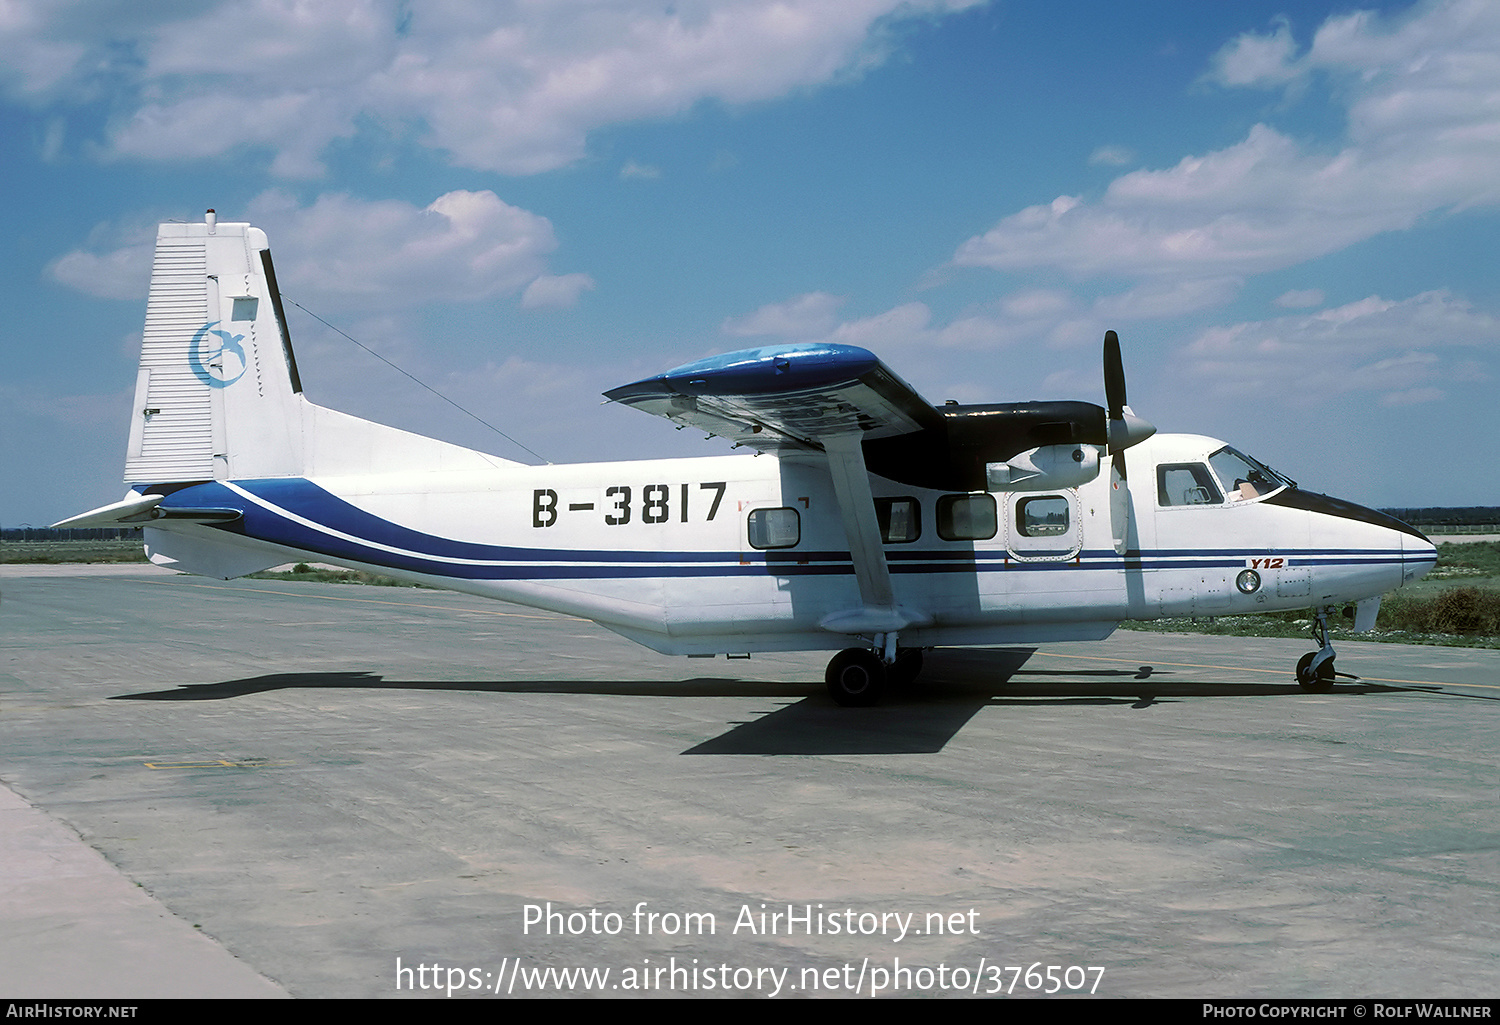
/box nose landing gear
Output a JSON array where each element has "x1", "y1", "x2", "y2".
[{"x1": 1296, "y1": 605, "x2": 1360, "y2": 692}]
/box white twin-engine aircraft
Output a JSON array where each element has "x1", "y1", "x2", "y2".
[{"x1": 59, "y1": 213, "x2": 1436, "y2": 705}]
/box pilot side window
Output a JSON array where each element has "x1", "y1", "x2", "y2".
[
  {"x1": 875, "y1": 497, "x2": 921, "y2": 543},
  {"x1": 1017, "y1": 495, "x2": 1069, "y2": 537},
  {"x1": 747, "y1": 507, "x2": 800, "y2": 549},
  {"x1": 937, "y1": 493, "x2": 998, "y2": 541},
  {"x1": 1157, "y1": 463, "x2": 1223, "y2": 507}
]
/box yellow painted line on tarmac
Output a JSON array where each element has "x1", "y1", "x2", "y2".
[
  {"x1": 145, "y1": 577, "x2": 581, "y2": 622},
  {"x1": 1028, "y1": 648, "x2": 1494, "y2": 691}
]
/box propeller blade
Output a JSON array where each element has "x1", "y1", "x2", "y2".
[
  {"x1": 1102, "y1": 329, "x2": 1154, "y2": 555},
  {"x1": 1104, "y1": 329, "x2": 1126, "y2": 420}
]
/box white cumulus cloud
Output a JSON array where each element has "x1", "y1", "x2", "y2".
[
  {"x1": 1178, "y1": 289, "x2": 1498, "y2": 405},
  {"x1": 955, "y1": 0, "x2": 1500, "y2": 282},
  {"x1": 722, "y1": 292, "x2": 846, "y2": 338},
  {"x1": 522, "y1": 273, "x2": 597, "y2": 311},
  {"x1": 49, "y1": 190, "x2": 575, "y2": 311},
  {"x1": 1274, "y1": 289, "x2": 1325, "y2": 309},
  {"x1": 1, "y1": 0, "x2": 985, "y2": 176}
]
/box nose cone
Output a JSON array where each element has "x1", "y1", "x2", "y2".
[
  {"x1": 1263, "y1": 488, "x2": 1434, "y2": 599},
  {"x1": 1402, "y1": 529, "x2": 1438, "y2": 587}
]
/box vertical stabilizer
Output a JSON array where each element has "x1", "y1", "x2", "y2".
[
  {"x1": 123, "y1": 211, "x2": 518, "y2": 487},
  {"x1": 125, "y1": 212, "x2": 303, "y2": 483}
]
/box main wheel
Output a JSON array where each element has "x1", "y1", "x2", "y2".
[
  {"x1": 1295, "y1": 651, "x2": 1335, "y2": 693},
  {"x1": 825, "y1": 648, "x2": 886, "y2": 707}
]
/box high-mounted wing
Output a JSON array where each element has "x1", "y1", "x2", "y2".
[
  {"x1": 607, "y1": 343, "x2": 946, "y2": 642},
  {"x1": 604, "y1": 343, "x2": 944, "y2": 453},
  {"x1": 605, "y1": 337, "x2": 1156, "y2": 648}
]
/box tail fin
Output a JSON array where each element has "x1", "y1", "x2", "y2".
[
  {"x1": 125, "y1": 212, "x2": 303, "y2": 483},
  {"x1": 124, "y1": 210, "x2": 515, "y2": 486}
]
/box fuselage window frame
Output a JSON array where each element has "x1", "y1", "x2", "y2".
[
  {"x1": 746, "y1": 507, "x2": 801, "y2": 550},
  {"x1": 936, "y1": 493, "x2": 998, "y2": 542},
  {"x1": 1157, "y1": 463, "x2": 1224, "y2": 508},
  {"x1": 875, "y1": 496, "x2": 921, "y2": 544}
]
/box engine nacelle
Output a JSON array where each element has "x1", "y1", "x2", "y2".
[{"x1": 985, "y1": 444, "x2": 1101, "y2": 492}]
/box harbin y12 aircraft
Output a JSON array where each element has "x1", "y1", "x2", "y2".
[{"x1": 57, "y1": 213, "x2": 1437, "y2": 705}]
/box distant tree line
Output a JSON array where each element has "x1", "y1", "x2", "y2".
[
  {"x1": 2, "y1": 527, "x2": 143, "y2": 541},
  {"x1": 1379, "y1": 507, "x2": 1500, "y2": 527}
]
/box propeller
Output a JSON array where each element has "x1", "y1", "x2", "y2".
[{"x1": 1102, "y1": 330, "x2": 1155, "y2": 555}]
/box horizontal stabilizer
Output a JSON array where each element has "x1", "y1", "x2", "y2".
[
  {"x1": 52, "y1": 492, "x2": 243, "y2": 529},
  {"x1": 51, "y1": 493, "x2": 164, "y2": 528}
]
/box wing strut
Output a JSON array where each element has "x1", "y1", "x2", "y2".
[{"x1": 817, "y1": 434, "x2": 929, "y2": 645}]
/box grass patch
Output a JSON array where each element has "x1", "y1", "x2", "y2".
[
  {"x1": 1380, "y1": 586, "x2": 1500, "y2": 637},
  {"x1": 1, "y1": 539, "x2": 149, "y2": 564},
  {"x1": 1417, "y1": 540, "x2": 1500, "y2": 589},
  {"x1": 1122, "y1": 611, "x2": 1500, "y2": 649}
]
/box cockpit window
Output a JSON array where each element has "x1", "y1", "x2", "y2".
[
  {"x1": 1158, "y1": 463, "x2": 1222, "y2": 507},
  {"x1": 1208, "y1": 446, "x2": 1292, "y2": 502}
]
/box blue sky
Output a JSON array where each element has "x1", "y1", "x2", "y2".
[{"x1": 3, "y1": 0, "x2": 1496, "y2": 527}]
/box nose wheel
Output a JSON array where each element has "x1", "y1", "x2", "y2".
[
  {"x1": 1295, "y1": 650, "x2": 1335, "y2": 692},
  {"x1": 1295, "y1": 606, "x2": 1358, "y2": 692}
]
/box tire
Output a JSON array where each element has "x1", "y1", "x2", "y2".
[
  {"x1": 825, "y1": 648, "x2": 886, "y2": 707},
  {"x1": 1296, "y1": 651, "x2": 1335, "y2": 693}
]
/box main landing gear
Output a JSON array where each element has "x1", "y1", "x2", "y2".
[
  {"x1": 1295, "y1": 605, "x2": 1358, "y2": 692},
  {"x1": 825, "y1": 637, "x2": 924, "y2": 706}
]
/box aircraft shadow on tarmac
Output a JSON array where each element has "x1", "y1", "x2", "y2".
[{"x1": 109, "y1": 647, "x2": 1417, "y2": 756}]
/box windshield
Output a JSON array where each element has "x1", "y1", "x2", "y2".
[{"x1": 1208, "y1": 446, "x2": 1294, "y2": 501}]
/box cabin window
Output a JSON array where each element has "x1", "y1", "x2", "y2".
[
  {"x1": 1017, "y1": 495, "x2": 1069, "y2": 537},
  {"x1": 875, "y1": 497, "x2": 921, "y2": 543},
  {"x1": 747, "y1": 507, "x2": 800, "y2": 549},
  {"x1": 1157, "y1": 463, "x2": 1223, "y2": 507},
  {"x1": 937, "y1": 493, "x2": 997, "y2": 541}
]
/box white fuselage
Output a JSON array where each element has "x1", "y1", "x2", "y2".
[{"x1": 144, "y1": 432, "x2": 1435, "y2": 657}]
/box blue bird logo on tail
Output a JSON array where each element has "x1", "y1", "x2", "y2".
[{"x1": 189, "y1": 321, "x2": 248, "y2": 388}]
